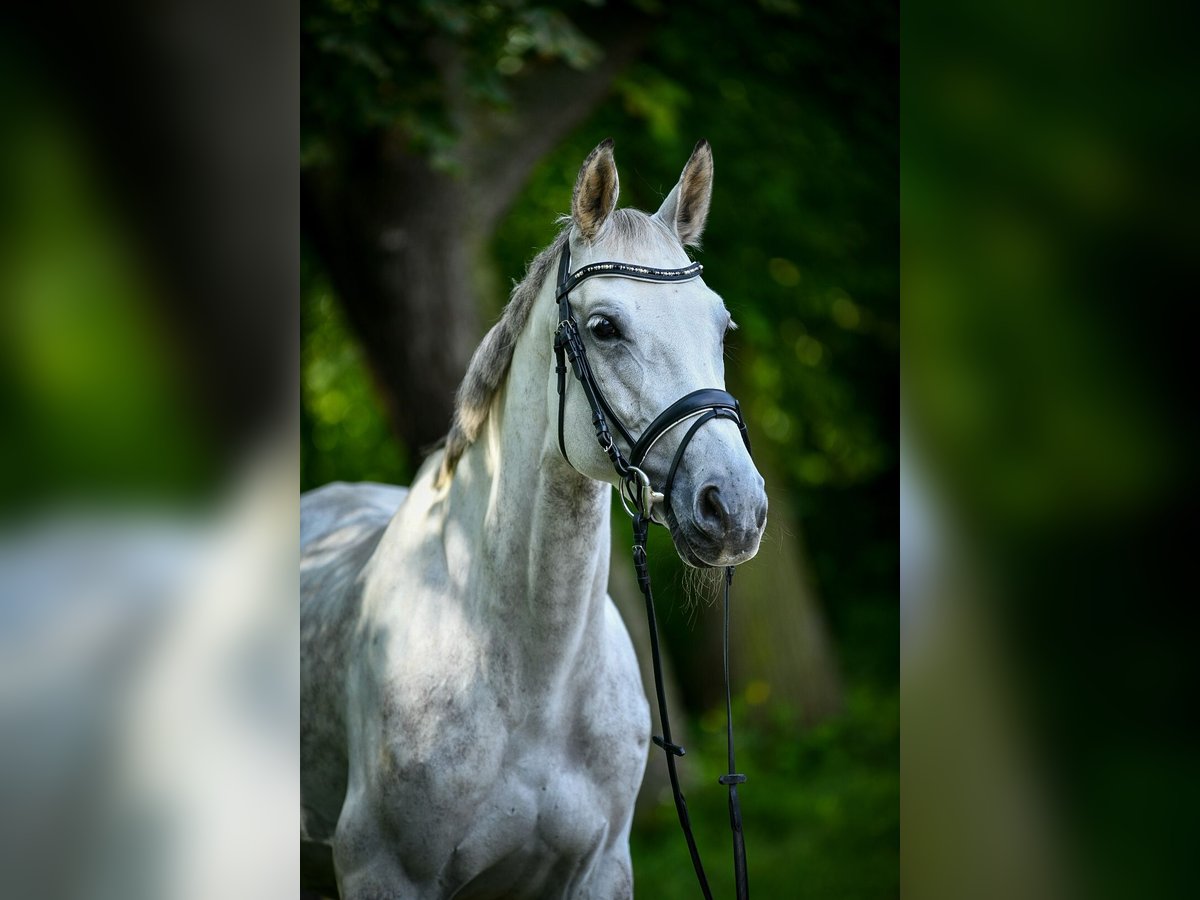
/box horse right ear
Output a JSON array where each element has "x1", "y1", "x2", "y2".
[
  {"x1": 655, "y1": 139, "x2": 714, "y2": 248},
  {"x1": 572, "y1": 139, "x2": 620, "y2": 241}
]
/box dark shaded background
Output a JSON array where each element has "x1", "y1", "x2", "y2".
[
  {"x1": 904, "y1": 2, "x2": 1200, "y2": 899},
  {"x1": 300, "y1": 1, "x2": 898, "y2": 897},
  {"x1": 5, "y1": 0, "x2": 1197, "y2": 898}
]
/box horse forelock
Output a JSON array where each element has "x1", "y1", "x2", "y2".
[
  {"x1": 587, "y1": 208, "x2": 684, "y2": 262},
  {"x1": 435, "y1": 209, "x2": 686, "y2": 486}
]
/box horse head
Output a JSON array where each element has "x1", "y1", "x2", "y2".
[{"x1": 555, "y1": 139, "x2": 768, "y2": 568}]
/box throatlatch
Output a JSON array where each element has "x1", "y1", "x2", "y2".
[{"x1": 553, "y1": 242, "x2": 752, "y2": 900}]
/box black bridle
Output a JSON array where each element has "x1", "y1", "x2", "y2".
[{"x1": 552, "y1": 242, "x2": 752, "y2": 900}]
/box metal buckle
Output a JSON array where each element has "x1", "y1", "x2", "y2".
[{"x1": 619, "y1": 466, "x2": 665, "y2": 520}]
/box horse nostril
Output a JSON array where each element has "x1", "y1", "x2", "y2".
[{"x1": 696, "y1": 485, "x2": 730, "y2": 537}]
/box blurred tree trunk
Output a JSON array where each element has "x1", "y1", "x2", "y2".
[
  {"x1": 302, "y1": 144, "x2": 481, "y2": 457},
  {"x1": 301, "y1": 28, "x2": 644, "y2": 455},
  {"x1": 735, "y1": 449, "x2": 843, "y2": 721},
  {"x1": 683, "y1": 448, "x2": 844, "y2": 723}
]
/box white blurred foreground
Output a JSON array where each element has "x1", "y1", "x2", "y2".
[{"x1": 0, "y1": 449, "x2": 298, "y2": 900}]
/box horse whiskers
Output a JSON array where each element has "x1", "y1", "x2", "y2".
[{"x1": 680, "y1": 564, "x2": 723, "y2": 620}]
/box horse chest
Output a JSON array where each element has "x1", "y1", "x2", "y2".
[
  {"x1": 454, "y1": 752, "x2": 611, "y2": 863},
  {"x1": 413, "y1": 673, "x2": 641, "y2": 823},
  {"x1": 375, "y1": 628, "x2": 647, "y2": 893},
  {"x1": 434, "y1": 717, "x2": 642, "y2": 896}
]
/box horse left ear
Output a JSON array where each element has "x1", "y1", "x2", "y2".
[
  {"x1": 655, "y1": 139, "x2": 714, "y2": 248},
  {"x1": 572, "y1": 138, "x2": 620, "y2": 242}
]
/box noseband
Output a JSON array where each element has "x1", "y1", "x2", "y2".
[
  {"x1": 552, "y1": 245, "x2": 751, "y2": 518},
  {"x1": 552, "y1": 243, "x2": 752, "y2": 900}
]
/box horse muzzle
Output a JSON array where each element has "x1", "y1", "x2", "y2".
[{"x1": 667, "y1": 457, "x2": 767, "y2": 568}]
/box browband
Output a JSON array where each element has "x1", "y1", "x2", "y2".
[{"x1": 556, "y1": 259, "x2": 704, "y2": 302}]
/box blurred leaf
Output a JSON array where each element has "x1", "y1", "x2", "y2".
[
  {"x1": 300, "y1": 260, "x2": 411, "y2": 490},
  {"x1": 614, "y1": 66, "x2": 689, "y2": 143}
]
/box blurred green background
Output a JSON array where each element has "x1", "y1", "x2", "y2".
[
  {"x1": 301, "y1": 1, "x2": 897, "y2": 896},
  {"x1": 4, "y1": 0, "x2": 1197, "y2": 894},
  {"x1": 903, "y1": 3, "x2": 1200, "y2": 899}
]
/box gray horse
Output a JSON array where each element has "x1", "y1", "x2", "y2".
[{"x1": 301, "y1": 140, "x2": 767, "y2": 899}]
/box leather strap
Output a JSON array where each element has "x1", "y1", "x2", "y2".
[
  {"x1": 555, "y1": 247, "x2": 638, "y2": 473},
  {"x1": 663, "y1": 408, "x2": 736, "y2": 506},
  {"x1": 557, "y1": 259, "x2": 704, "y2": 302},
  {"x1": 721, "y1": 565, "x2": 749, "y2": 900},
  {"x1": 554, "y1": 316, "x2": 632, "y2": 476},
  {"x1": 553, "y1": 242, "x2": 752, "y2": 898},
  {"x1": 633, "y1": 514, "x2": 714, "y2": 900},
  {"x1": 630, "y1": 388, "x2": 749, "y2": 470},
  {"x1": 633, "y1": 518, "x2": 750, "y2": 900}
]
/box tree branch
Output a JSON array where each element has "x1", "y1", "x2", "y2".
[{"x1": 463, "y1": 23, "x2": 647, "y2": 234}]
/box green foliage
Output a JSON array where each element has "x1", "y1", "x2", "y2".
[
  {"x1": 633, "y1": 686, "x2": 898, "y2": 897},
  {"x1": 0, "y1": 99, "x2": 216, "y2": 511},
  {"x1": 301, "y1": 0, "x2": 897, "y2": 893},
  {"x1": 612, "y1": 65, "x2": 690, "y2": 143},
  {"x1": 302, "y1": 0, "x2": 603, "y2": 170},
  {"x1": 301, "y1": 260, "x2": 411, "y2": 491}
]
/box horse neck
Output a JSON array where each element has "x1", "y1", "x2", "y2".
[{"x1": 445, "y1": 285, "x2": 612, "y2": 680}]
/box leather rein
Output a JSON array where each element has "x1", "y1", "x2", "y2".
[{"x1": 552, "y1": 243, "x2": 751, "y2": 900}]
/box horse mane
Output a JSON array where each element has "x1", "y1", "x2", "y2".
[
  {"x1": 436, "y1": 210, "x2": 683, "y2": 487},
  {"x1": 436, "y1": 228, "x2": 568, "y2": 486}
]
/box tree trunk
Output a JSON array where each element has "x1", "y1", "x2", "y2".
[
  {"x1": 301, "y1": 25, "x2": 646, "y2": 454},
  {"x1": 738, "y1": 505, "x2": 844, "y2": 723},
  {"x1": 690, "y1": 448, "x2": 844, "y2": 723},
  {"x1": 302, "y1": 143, "x2": 483, "y2": 455}
]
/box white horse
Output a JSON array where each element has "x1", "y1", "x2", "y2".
[{"x1": 300, "y1": 139, "x2": 768, "y2": 899}]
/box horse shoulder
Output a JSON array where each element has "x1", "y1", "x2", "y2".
[
  {"x1": 300, "y1": 480, "x2": 410, "y2": 844},
  {"x1": 585, "y1": 595, "x2": 652, "y2": 777},
  {"x1": 599, "y1": 594, "x2": 650, "y2": 734}
]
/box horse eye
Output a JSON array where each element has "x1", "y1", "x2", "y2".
[{"x1": 588, "y1": 316, "x2": 621, "y2": 341}]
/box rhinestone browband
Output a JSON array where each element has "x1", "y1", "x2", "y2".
[{"x1": 556, "y1": 260, "x2": 703, "y2": 302}]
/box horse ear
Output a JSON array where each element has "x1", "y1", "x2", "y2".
[
  {"x1": 572, "y1": 138, "x2": 620, "y2": 241},
  {"x1": 655, "y1": 139, "x2": 714, "y2": 248}
]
